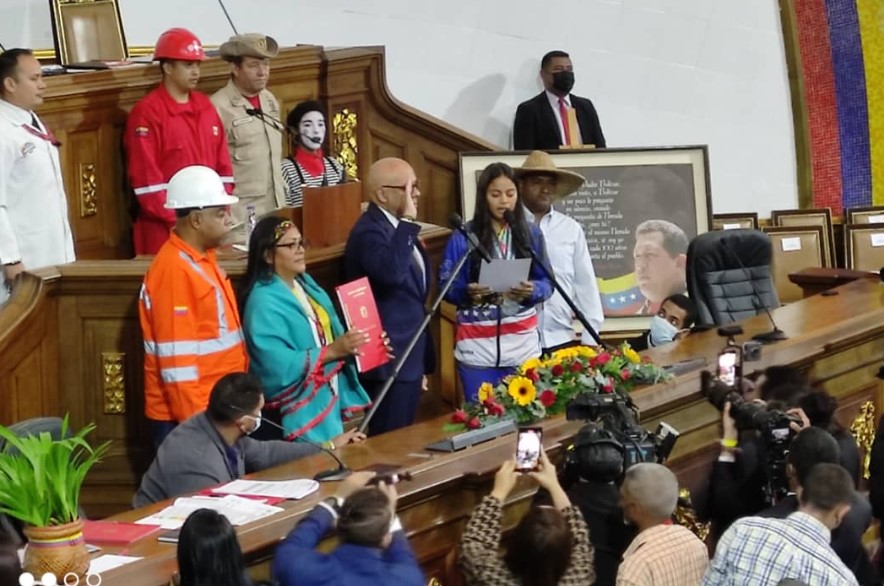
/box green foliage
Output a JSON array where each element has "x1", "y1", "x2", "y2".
[{"x1": 0, "y1": 416, "x2": 110, "y2": 527}]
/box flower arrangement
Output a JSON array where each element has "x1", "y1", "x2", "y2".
[{"x1": 447, "y1": 343, "x2": 670, "y2": 431}]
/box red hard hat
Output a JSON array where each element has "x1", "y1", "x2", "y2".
[{"x1": 154, "y1": 28, "x2": 206, "y2": 61}]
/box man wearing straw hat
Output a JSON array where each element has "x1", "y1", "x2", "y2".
[
  {"x1": 515, "y1": 151, "x2": 603, "y2": 353},
  {"x1": 211, "y1": 33, "x2": 286, "y2": 237}
]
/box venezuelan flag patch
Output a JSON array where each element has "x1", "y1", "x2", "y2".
[
  {"x1": 174, "y1": 306, "x2": 188, "y2": 316},
  {"x1": 135, "y1": 126, "x2": 149, "y2": 137}
]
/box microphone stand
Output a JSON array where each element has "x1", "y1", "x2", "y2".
[
  {"x1": 358, "y1": 240, "x2": 479, "y2": 433},
  {"x1": 503, "y1": 212, "x2": 609, "y2": 350},
  {"x1": 261, "y1": 418, "x2": 350, "y2": 481}
]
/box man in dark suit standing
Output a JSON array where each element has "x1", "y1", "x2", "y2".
[
  {"x1": 344, "y1": 158, "x2": 434, "y2": 436},
  {"x1": 513, "y1": 50, "x2": 606, "y2": 150}
]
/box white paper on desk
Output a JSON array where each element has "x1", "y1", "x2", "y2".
[
  {"x1": 89, "y1": 554, "x2": 143, "y2": 574},
  {"x1": 135, "y1": 494, "x2": 283, "y2": 530},
  {"x1": 213, "y1": 478, "x2": 319, "y2": 500},
  {"x1": 478, "y1": 258, "x2": 531, "y2": 293}
]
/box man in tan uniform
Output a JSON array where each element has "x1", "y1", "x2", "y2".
[{"x1": 211, "y1": 34, "x2": 285, "y2": 239}]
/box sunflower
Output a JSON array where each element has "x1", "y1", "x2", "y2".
[
  {"x1": 507, "y1": 376, "x2": 537, "y2": 406},
  {"x1": 575, "y1": 346, "x2": 598, "y2": 359},
  {"x1": 477, "y1": 382, "x2": 494, "y2": 403},
  {"x1": 552, "y1": 347, "x2": 580, "y2": 361},
  {"x1": 520, "y1": 356, "x2": 543, "y2": 375},
  {"x1": 623, "y1": 346, "x2": 641, "y2": 364}
]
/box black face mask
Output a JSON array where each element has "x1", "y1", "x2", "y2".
[{"x1": 552, "y1": 71, "x2": 575, "y2": 94}]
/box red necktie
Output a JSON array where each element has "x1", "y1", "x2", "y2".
[{"x1": 558, "y1": 98, "x2": 571, "y2": 146}]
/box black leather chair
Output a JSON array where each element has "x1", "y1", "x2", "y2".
[{"x1": 686, "y1": 229, "x2": 779, "y2": 326}]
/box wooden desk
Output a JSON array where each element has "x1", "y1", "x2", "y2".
[
  {"x1": 88, "y1": 278, "x2": 884, "y2": 585},
  {"x1": 788, "y1": 266, "x2": 878, "y2": 298}
]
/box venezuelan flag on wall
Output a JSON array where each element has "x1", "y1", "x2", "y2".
[{"x1": 793, "y1": 0, "x2": 884, "y2": 208}]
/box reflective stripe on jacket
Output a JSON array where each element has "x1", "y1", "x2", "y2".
[{"x1": 139, "y1": 232, "x2": 247, "y2": 421}]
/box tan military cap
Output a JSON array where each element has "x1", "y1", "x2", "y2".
[{"x1": 219, "y1": 33, "x2": 279, "y2": 60}]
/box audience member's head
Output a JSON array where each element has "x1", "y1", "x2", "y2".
[
  {"x1": 239, "y1": 217, "x2": 305, "y2": 313},
  {"x1": 207, "y1": 372, "x2": 264, "y2": 437},
  {"x1": 337, "y1": 487, "x2": 395, "y2": 549},
  {"x1": 757, "y1": 366, "x2": 807, "y2": 402},
  {"x1": 798, "y1": 390, "x2": 840, "y2": 431},
  {"x1": 155, "y1": 29, "x2": 205, "y2": 92},
  {"x1": 798, "y1": 463, "x2": 854, "y2": 529},
  {"x1": 633, "y1": 219, "x2": 688, "y2": 304},
  {"x1": 0, "y1": 48, "x2": 44, "y2": 110},
  {"x1": 539, "y1": 50, "x2": 574, "y2": 97},
  {"x1": 515, "y1": 150, "x2": 585, "y2": 218},
  {"x1": 649, "y1": 293, "x2": 697, "y2": 346},
  {"x1": 166, "y1": 166, "x2": 237, "y2": 251},
  {"x1": 619, "y1": 463, "x2": 680, "y2": 530},
  {"x1": 177, "y1": 508, "x2": 251, "y2": 586},
  {"x1": 365, "y1": 157, "x2": 420, "y2": 219},
  {"x1": 786, "y1": 427, "x2": 840, "y2": 490},
  {"x1": 286, "y1": 100, "x2": 326, "y2": 153},
  {"x1": 220, "y1": 34, "x2": 277, "y2": 96},
  {"x1": 0, "y1": 527, "x2": 21, "y2": 586},
  {"x1": 471, "y1": 162, "x2": 533, "y2": 276},
  {"x1": 504, "y1": 506, "x2": 573, "y2": 586}
]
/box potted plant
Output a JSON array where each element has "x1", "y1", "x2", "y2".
[{"x1": 0, "y1": 416, "x2": 110, "y2": 577}]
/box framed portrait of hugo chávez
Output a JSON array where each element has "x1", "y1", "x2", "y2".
[{"x1": 458, "y1": 146, "x2": 712, "y2": 332}]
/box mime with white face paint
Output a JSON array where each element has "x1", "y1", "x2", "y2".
[{"x1": 280, "y1": 100, "x2": 346, "y2": 207}]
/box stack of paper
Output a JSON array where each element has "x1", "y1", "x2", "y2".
[
  {"x1": 212, "y1": 478, "x2": 319, "y2": 500},
  {"x1": 135, "y1": 495, "x2": 283, "y2": 530}
]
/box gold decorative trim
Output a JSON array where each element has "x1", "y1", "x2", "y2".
[
  {"x1": 427, "y1": 579, "x2": 442, "y2": 586},
  {"x1": 674, "y1": 488, "x2": 710, "y2": 542},
  {"x1": 102, "y1": 352, "x2": 126, "y2": 414},
  {"x1": 333, "y1": 108, "x2": 359, "y2": 179},
  {"x1": 79, "y1": 163, "x2": 97, "y2": 217},
  {"x1": 850, "y1": 401, "x2": 875, "y2": 480}
]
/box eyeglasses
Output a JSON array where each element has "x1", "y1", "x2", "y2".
[
  {"x1": 275, "y1": 238, "x2": 310, "y2": 251},
  {"x1": 381, "y1": 181, "x2": 421, "y2": 192}
]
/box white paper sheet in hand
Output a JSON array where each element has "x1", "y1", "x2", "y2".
[
  {"x1": 135, "y1": 494, "x2": 283, "y2": 530},
  {"x1": 213, "y1": 478, "x2": 319, "y2": 499},
  {"x1": 478, "y1": 258, "x2": 532, "y2": 293}
]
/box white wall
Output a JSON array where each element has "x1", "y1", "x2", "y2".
[{"x1": 2, "y1": 0, "x2": 798, "y2": 217}]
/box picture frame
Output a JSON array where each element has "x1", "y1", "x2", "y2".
[{"x1": 457, "y1": 146, "x2": 712, "y2": 332}]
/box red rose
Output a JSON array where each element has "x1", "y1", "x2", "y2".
[
  {"x1": 620, "y1": 369, "x2": 631, "y2": 381},
  {"x1": 539, "y1": 390, "x2": 557, "y2": 407},
  {"x1": 525, "y1": 368, "x2": 539, "y2": 382},
  {"x1": 570, "y1": 361, "x2": 583, "y2": 373},
  {"x1": 451, "y1": 409, "x2": 467, "y2": 424},
  {"x1": 596, "y1": 352, "x2": 611, "y2": 366},
  {"x1": 551, "y1": 364, "x2": 564, "y2": 376},
  {"x1": 602, "y1": 381, "x2": 614, "y2": 394},
  {"x1": 487, "y1": 401, "x2": 506, "y2": 416},
  {"x1": 467, "y1": 417, "x2": 482, "y2": 430}
]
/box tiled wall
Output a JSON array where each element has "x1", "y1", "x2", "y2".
[{"x1": 6, "y1": 0, "x2": 799, "y2": 216}]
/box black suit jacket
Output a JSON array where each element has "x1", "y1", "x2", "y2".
[{"x1": 513, "y1": 92, "x2": 606, "y2": 150}]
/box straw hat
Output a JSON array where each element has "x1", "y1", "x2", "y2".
[
  {"x1": 219, "y1": 33, "x2": 279, "y2": 60},
  {"x1": 514, "y1": 150, "x2": 585, "y2": 198}
]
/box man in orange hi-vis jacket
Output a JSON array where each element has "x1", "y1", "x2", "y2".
[
  {"x1": 139, "y1": 165, "x2": 247, "y2": 448},
  {"x1": 125, "y1": 28, "x2": 235, "y2": 256}
]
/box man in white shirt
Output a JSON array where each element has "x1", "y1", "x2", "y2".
[
  {"x1": 516, "y1": 151, "x2": 604, "y2": 352},
  {"x1": 0, "y1": 48, "x2": 75, "y2": 304}
]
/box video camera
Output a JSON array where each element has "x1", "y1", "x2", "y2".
[
  {"x1": 563, "y1": 390, "x2": 679, "y2": 483},
  {"x1": 702, "y1": 325, "x2": 800, "y2": 505}
]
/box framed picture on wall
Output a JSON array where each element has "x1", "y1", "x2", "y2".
[{"x1": 457, "y1": 146, "x2": 712, "y2": 332}]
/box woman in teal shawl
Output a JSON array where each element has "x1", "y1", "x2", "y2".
[{"x1": 240, "y1": 216, "x2": 372, "y2": 447}]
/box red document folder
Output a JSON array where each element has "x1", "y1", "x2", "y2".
[
  {"x1": 335, "y1": 277, "x2": 390, "y2": 373},
  {"x1": 83, "y1": 520, "x2": 161, "y2": 544}
]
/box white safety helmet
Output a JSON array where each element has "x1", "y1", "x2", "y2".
[{"x1": 164, "y1": 165, "x2": 239, "y2": 209}]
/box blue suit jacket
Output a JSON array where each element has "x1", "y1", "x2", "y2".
[
  {"x1": 343, "y1": 203, "x2": 435, "y2": 382},
  {"x1": 273, "y1": 506, "x2": 425, "y2": 586}
]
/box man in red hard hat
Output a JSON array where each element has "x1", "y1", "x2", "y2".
[{"x1": 124, "y1": 28, "x2": 235, "y2": 256}]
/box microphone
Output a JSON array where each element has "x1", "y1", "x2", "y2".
[
  {"x1": 217, "y1": 0, "x2": 239, "y2": 34},
  {"x1": 718, "y1": 239, "x2": 787, "y2": 343},
  {"x1": 233, "y1": 407, "x2": 351, "y2": 482},
  {"x1": 501, "y1": 209, "x2": 608, "y2": 348},
  {"x1": 449, "y1": 213, "x2": 492, "y2": 263},
  {"x1": 246, "y1": 107, "x2": 288, "y2": 134}
]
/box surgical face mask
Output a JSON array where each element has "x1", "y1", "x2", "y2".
[
  {"x1": 649, "y1": 315, "x2": 679, "y2": 347},
  {"x1": 242, "y1": 414, "x2": 262, "y2": 435},
  {"x1": 552, "y1": 70, "x2": 575, "y2": 94}
]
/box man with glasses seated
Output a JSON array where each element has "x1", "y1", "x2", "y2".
[
  {"x1": 343, "y1": 158, "x2": 434, "y2": 436},
  {"x1": 134, "y1": 372, "x2": 318, "y2": 507},
  {"x1": 239, "y1": 216, "x2": 371, "y2": 447}
]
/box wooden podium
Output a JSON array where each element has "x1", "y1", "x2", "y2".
[{"x1": 302, "y1": 182, "x2": 363, "y2": 248}]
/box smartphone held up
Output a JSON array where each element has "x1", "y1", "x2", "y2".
[{"x1": 515, "y1": 427, "x2": 543, "y2": 472}]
